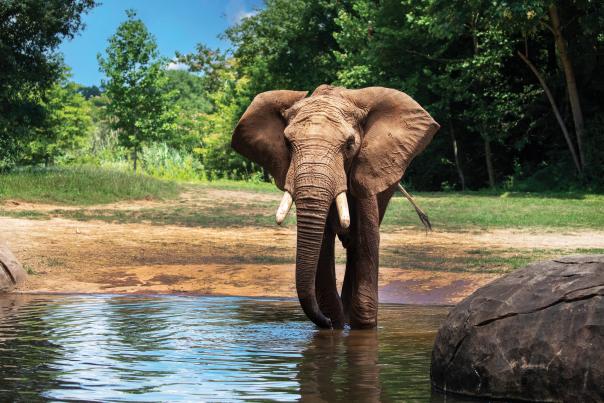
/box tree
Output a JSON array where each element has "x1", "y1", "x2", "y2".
[
  {"x1": 176, "y1": 44, "x2": 231, "y2": 93},
  {"x1": 183, "y1": 0, "x2": 603, "y2": 190},
  {"x1": 0, "y1": 0, "x2": 96, "y2": 170},
  {"x1": 163, "y1": 69, "x2": 212, "y2": 150},
  {"x1": 77, "y1": 85, "x2": 102, "y2": 99},
  {"x1": 98, "y1": 10, "x2": 177, "y2": 171},
  {"x1": 24, "y1": 71, "x2": 92, "y2": 166},
  {"x1": 226, "y1": 0, "x2": 350, "y2": 93}
]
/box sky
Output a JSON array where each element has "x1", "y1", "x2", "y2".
[{"x1": 59, "y1": 0, "x2": 263, "y2": 86}]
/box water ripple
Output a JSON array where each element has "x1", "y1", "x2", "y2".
[{"x1": 0, "y1": 294, "x2": 472, "y2": 402}]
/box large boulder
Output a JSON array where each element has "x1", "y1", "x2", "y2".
[
  {"x1": 431, "y1": 255, "x2": 603, "y2": 402},
  {"x1": 0, "y1": 243, "x2": 27, "y2": 292}
]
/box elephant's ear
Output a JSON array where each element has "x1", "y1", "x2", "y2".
[
  {"x1": 344, "y1": 87, "x2": 440, "y2": 197},
  {"x1": 231, "y1": 90, "x2": 308, "y2": 190}
]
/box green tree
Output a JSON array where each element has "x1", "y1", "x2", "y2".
[
  {"x1": 86, "y1": 93, "x2": 121, "y2": 162},
  {"x1": 182, "y1": 0, "x2": 603, "y2": 190},
  {"x1": 195, "y1": 66, "x2": 257, "y2": 180},
  {"x1": 334, "y1": 0, "x2": 537, "y2": 189},
  {"x1": 98, "y1": 9, "x2": 177, "y2": 171},
  {"x1": 0, "y1": 0, "x2": 96, "y2": 170},
  {"x1": 77, "y1": 85, "x2": 102, "y2": 99},
  {"x1": 24, "y1": 71, "x2": 92, "y2": 166},
  {"x1": 226, "y1": 0, "x2": 350, "y2": 92},
  {"x1": 163, "y1": 69, "x2": 212, "y2": 150}
]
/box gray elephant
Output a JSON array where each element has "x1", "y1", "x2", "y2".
[{"x1": 232, "y1": 85, "x2": 439, "y2": 329}]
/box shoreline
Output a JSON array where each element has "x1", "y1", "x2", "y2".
[
  {"x1": 10, "y1": 290, "x2": 457, "y2": 307},
  {"x1": 15, "y1": 263, "x2": 498, "y2": 305}
]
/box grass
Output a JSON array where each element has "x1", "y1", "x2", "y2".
[
  {"x1": 0, "y1": 166, "x2": 180, "y2": 205},
  {"x1": 2, "y1": 189, "x2": 603, "y2": 230},
  {"x1": 194, "y1": 178, "x2": 279, "y2": 193},
  {"x1": 1, "y1": 166, "x2": 603, "y2": 230},
  {"x1": 383, "y1": 191, "x2": 604, "y2": 230}
]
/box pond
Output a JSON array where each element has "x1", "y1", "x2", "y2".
[{"x1": 0, "y1": 294, "x2": 473, "y2": 402}]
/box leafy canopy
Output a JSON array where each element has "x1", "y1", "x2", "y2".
[{"x1": 98, "y1": 9, "x2": 178, "y2": 169}]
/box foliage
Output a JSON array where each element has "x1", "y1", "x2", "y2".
[
  {"x1": 176, "y1": 43, "x2": 231, "y2": 93},
  {"x1": 2, "y1": 0, "x2": 603, "y2": 193},
  {"x1": 163, "y1": 70, "x2": 212, "y2": 150},
  {"x1": 140, "y1": 143, "x2": 204, "y2": 181},
  {"x1": 85, "y1": 93, "x2": 123, "y2": 162},
  {"x1": 98, "y1": 10, "x2": 178, "y2": 171},
  {"x1": 77, "y1": 85, "x2": 102, "y2": 99},
  {"x1": 22, "y1": 71, "x2": 93, "y2": 166},
  {"x1": 226, "y1": 0, "x2": 348, "y2": 93},
  {"x1": 195, "y1": 68, "x2": 260, "y2": 180},
  {"x1": 0, "y1": 0, "x2": 96, "y2": 170}
]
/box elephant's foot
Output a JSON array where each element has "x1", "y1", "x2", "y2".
[{"x1": 349, "y1": 303, "x2": 378, "y2": 329}]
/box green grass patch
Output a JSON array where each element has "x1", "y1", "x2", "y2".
[
  {"x1": 0, "y1": 166, "x2": 180, "y2": 205},
  {"x1": 3, "y1": 188, "x2": 601, "y2": 230},
  {"x1": 383, "y1": 191, "x2": 604, "y2": 230},
  {"x1": 193, "y1": 178, "x2": 279, "y2": 193},
  {"x1": 1, "y1": 170, "x2": 602, "y2": 230}
]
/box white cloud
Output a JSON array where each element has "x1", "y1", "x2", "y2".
[
  {"x1": 225, "y1": 0, "x2": 258, "y2": 24},
  {"x1": 234, "y1": 9, "x2": 257, "y2": 22},
  {"x1": 166, "y1": 61, "x2": 189, "y2": 71}
]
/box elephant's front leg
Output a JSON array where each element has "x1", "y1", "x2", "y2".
[
  {"x1": 315, "y1": 225, "x2": 345, "y2": 329},
  {"x1": 343, "y1": 196, "x2": 380, "y2": 329}
]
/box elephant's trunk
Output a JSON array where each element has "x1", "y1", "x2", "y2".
[{"x1": 294, "y1": 178, "x2": 334, "y2": 329}]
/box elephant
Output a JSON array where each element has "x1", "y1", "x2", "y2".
[{"x1": 231, "y1": 85, "x2": 439, "y2": 329}]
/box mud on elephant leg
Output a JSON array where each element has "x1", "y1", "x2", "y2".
[
  {"x1": 344, "y1": 196, "x2": 380, "y2": 329},
  {"x1": 315, "y1": 224, "x2": 345, "y2": 329}
]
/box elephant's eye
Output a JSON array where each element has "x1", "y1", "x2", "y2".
[{"x1": 345, "y1": 136, "x2": 355, "y2": 150}]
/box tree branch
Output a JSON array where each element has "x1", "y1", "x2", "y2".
[{"x1": 517, "y1": 50, "x2": 581, "y2": 174}]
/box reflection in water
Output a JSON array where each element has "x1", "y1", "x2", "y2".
[
  {"x1": 298, "y1": 330, "x2": 383, "y2": 402},
  {"x1": 0, "y1": 295, "x2": 472, "y2": 402}
]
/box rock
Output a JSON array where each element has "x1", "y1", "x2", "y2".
[
  {"x1": 431, "y1": 255, "x2": 604, "y2": 402},
  {"x1": 0, "y1": 243, "x2": 27, "y2": 292}
]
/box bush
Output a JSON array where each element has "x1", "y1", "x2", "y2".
[{"x1": 140, "y1": 143, "x2": 205, "y2": 181}]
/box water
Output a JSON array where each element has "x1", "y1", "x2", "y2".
[{"x1": 0, "y1": 294, "x2": 472, "y2": 402}]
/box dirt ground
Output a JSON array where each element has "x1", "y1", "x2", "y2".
[{"x1": 2, "y1": 188, "x2": 603, "y2": 305}]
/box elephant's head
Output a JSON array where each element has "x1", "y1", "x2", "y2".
[{"x1": 232, "y1": 85, "x2": 439, "y2": 328}]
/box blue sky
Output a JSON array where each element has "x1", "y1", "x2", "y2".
[{"x1": 59, "y1": 0, "x2": 263, "y2": 86}]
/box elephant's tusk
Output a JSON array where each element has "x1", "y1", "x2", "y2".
[
  {"x1": 275, "y1": 191, "x2": 293, "y2": 225},
  {"x1": 335, "y1": 192, "x2": 350, "y2": 229}
]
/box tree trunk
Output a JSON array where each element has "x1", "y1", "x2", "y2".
[
  {"x1": 517, "y1": 51, "x2": 581, "y2": 174},
  {"x1": 449, "y1": 123, "x2": 466, "y2": 191},
  {"x1": 484, "y1": 138, "x2": 495, "y2": 188},
  {"x1": 549, "y1": 4, "x2": 586, "y2": 170},
  {"x1": 472, "y1": 19, "x2": 495, "y2": 190},
  {"x1": 132, "y1": 147, "x2": 138, "y2": 172}
]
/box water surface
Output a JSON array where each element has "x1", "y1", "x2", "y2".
[{"x1": 0, "y1": 294, "x2": 471, "y2": 402}]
